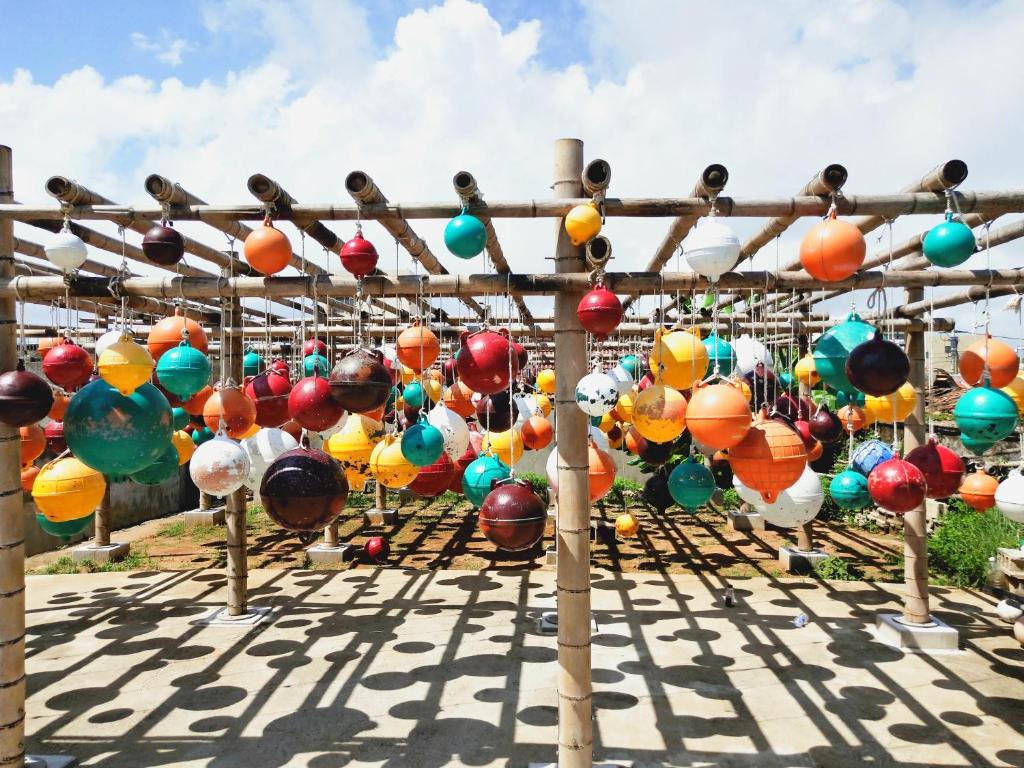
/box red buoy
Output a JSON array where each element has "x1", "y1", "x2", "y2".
[
  {"x1": 42, "y1": 338, "x2": 93, "y2": 391},
  {"x1": 303, "y1": 338, "x2": 328, "y2": 358},
  {"x1": 478, "y1": 478, "x2": 547, "y2": 551},
  {"x1": 576, "y1": 283, "x2": 623, "y2": 340},
  {"x1": 339, "y1": 231, "x2": 379, "y2": 279},
  {"x1": 456, "y1": 328, "x2": 519, "y2": 395},
  {"x1": 365, "y1": 536, "x2": 390, "y2": 563},
  {"x1": 868, "y1": 458, "x2": 926, "y2": 514},
  {"x1": 288, "y1": 376, "x2": 344, "y2": 432},
  {"x1": 904, "y1": 437, "x2": 965, "y2": 499},
  {"x1": 44, "y1": 419, "x2": 66, "y2": 454},
  {"x1": 408, "y1": 452, "x2": 455, "y2": 498},
  {"x1": 245, "y1": 369, "x2": 293, "y2": 428}
]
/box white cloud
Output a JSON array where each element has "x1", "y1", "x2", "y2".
[
  {"x1": 4, "y1": 0, "x2": 1024, "y2": 339},
  {"x1": 131, "y1": 30, "x2": 194, "y2": 67}
]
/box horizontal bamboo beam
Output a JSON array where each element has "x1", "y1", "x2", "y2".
[
  {"x1": 8, "y1": 189, "x2": 1024, "y2": 223},
  {"x1": 2, "y1": 269, "x2": 1019, "y2": 303}
]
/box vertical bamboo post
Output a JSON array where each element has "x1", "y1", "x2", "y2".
[
  {"x1": 93, "y1": 482, "x2": 111, "y2": 547},
  {"x1": 902, "y1": 287, "x2": 929, "y2": 624},
  {"x1": 224, "y1": 292, "x2": 247, "y2": 616},
  {"x1": 375, "y1": 481, "x2": 386, "y2": 511},
  {"x1": 0, "y1": 146, "x2": 26, "y2": 768},
  {"x1": 796, "y1": 316, "x2": 814, "y2": 553},
  {"x1": 324, "y1": 521, "x2": 339, "y2": 547},
  {"x1": 553, "y1": 138, "x2": 592, "y2": 768}
]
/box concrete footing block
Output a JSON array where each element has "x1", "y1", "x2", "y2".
[
  {"x1": 537, "y1": 610, "x2": 599, "y2": 635},
  {"x1": 875, "y1": 613, "x2": 960, "y2": 653},
  {"x1": 306, "y1": 543, "x2": 354, "y2": 565},
  {"x1": 544, "y1": 546, "x2": 557, "y2": 566},
  {"x1": 26, "y1": 756, "x2": 79, "y2": 767},
  {"x1": 779, "y1": 546, "x2": 828, "y2": 574},
  {"x1": 72, "y1": 542, "x2": 129, "y2": 564},
  {"x1": 728, "y1": 510, "x2": 765, "y2": 531},
  {"x1": 364, "y1": 508, "x2": 399, "y2": 526},
  {"x1": 192, "y1": 606, "x2": 274, "y2": 628},
  {"x1": 184, "y1": 507, "x2": 225, "y2": 526}
]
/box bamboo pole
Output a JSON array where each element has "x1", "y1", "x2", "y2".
[
  {"x1": 344, "y1": 171, "x2": 485, "y2": 319},
  {"x1": 552, "y1": 138, "x2": 592, "y2": 767},
  {"x1": 902, "y1": 286, "x2": 929, "y2": 624},
  {"x1": 0, "y1": 146, "x2": 26, "y2": 768},
  {"x1": 92, "y1": 482, "x2": 111, "y2": 548},
  {"x1": 621, "y1": 164, "x2": 729, "y2": 312},
  {"x1": 9, "y1": 188, "x2": 1024, "y2": 223},
  {"x1": 796, "y1": 314, "x2": 814, "y2": 554},
  {"x1": 453, "y1": 171, "x2": 534, "y2": 324},
  {"x1": 223, "y1": 292, "x2": 248, "y2": 617}
]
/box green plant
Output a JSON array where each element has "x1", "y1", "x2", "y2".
[
  {"x1": 189, "y1": 523, "x2": 223, "y2": 542},
  {"x1": 814, "y1": 555, "x2": 862, "y2": 581},
  {"x1": 158, "y1": 520, "x2": 186, "y2": 538},
  {"x1": 928, "y1": 501, "x2": 1023, "y2": 587},
  {"x1": 720, "y1": 488, "x2": 740, "y2": 510},
  {"x1": 42, "y1": 557, "x2": 78, "y2": 575},
  {"x1": 519, "y1": 472, "x2": 549, "y2": 492},
  {"x1": 97, "y1": 550, "x2": 154, "y2": 572},
  {"x1": 817, "y1": 474, "x2": 844, "y2": 522},
  {"x1": 608, "y1": 477, "x2": 642, "y2": 506}
]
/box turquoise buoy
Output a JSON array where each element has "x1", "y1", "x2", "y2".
[
  {"x1": 403, "y1": 380, "x2": 425, "y2": 410},
  {"x1": 155, "y1": 340, "x2": 211, "y2": 399},
  {"x1": 172, "y1": 406, "x2": 190, "y2": 431},
  {"x1": 303, "y1": 353, "x2": 330, "y2": 378},
  {"x1": 243, "y1": 348, "x2": 264, "y2": 378},
  {"x1": 444, "y1": 213, "x2": 487, "y2": 259},
  {"x1": 830, "y1": 469, "x2": 870, "y2": 509},
  {"x1": 192, "y1": 426, "x2": 215, "y2": 446},
  {"x1": 813, "y1": 312, "x2": 876, "y2": 394},
  {"x1": 618, "y1": 354, "x2": 641, "y2": 379},
  {"x1": 462, "y1": 454, "x2": 510, "y2": 508},
  {"x1": 702, "y1": 334, "x2": 736, "y2": 378},
  {"x1": 64, "y1": 380, "x2": 173, "y2": 476},
  {"x1": 836, "y1": 389, "x2": 866, "y2": 408},
  {"x1": 954, "y1": 383, "x2": 1018, "y2": 451},
  {"x1": 401, "y1": 421, "x2": 445, "y2": 467},
  {"x1": 130, "y1": 443, "x2": 179, "y2": 486},
  {"x1": 668, "y1": 458, "x2": 716, "y2": 511},
  {"x1": 37, "y1": 512, "x2": 94, "y2": 539},
  {"x1": 778, "y1": 371, "x2": 796, "y2": 391},
  {"x1": 923, "y1": 213, "x2": 976, "y2": 268}
]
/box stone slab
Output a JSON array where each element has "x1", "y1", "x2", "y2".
[
  {"x1": 71, "y1": 542, "x2": 129, "y2": 564},
  {"x1": 191, "y1": 605, "x2": 274, "y2": 628},
  {"x1": 727, "y1": 509, "x2": 765, "y2": 531},
  {"x1": 26, "y1": 757, "x2": 79, "y2": 768},
  {"x1": 183, "y1": 507, "x2": 225, "y2": 526},
  {"x1": 544, "y1": 546, "x2": 556, "y2": 566},
  {"x1": 306, "y1": 543, "x2": 355, "y2": 565},
  {"x1": 779, "y1": 546, "x2": 828, "y2": 574},
  {"x1": 538, "y1": 610, "x2": 599, "y2": 634},
  {"x1": 875, "y1": 612, "x2": 960, "y2": 653},
  {"x1": 364, "y1": 508, "x2": 400, "y2": 526}
]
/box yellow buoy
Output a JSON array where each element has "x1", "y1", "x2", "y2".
[
  {"x1": 564, "y1": 201, "x2": 602, "y2": 246},
  {"x1": 422, "y1": 377, "x2": 443, "y2": 404},
  {"x1": 98, "y1": 333, "x2": 155, "y2": 396},
  {"x1": 482, "y1": 427, "x2": 524, "y2": 466},
  {"x1": 370, "y1": 433, "x2": 419, "y2": 488},
  {"x1": 649, "y1": 327, "x2": 708, "y2": 390},
  {"x1": 328, "y1": 413, "x2": 384, "y2": 491},
  {"x1": 615, "y1": 512, "x2": 639, "y2": 538},
  {"x1": 616, "y1": 387, "x2": 638, "y2": 422},
  {"x1": 633, "y1": 384, "x2": 687, "y2": 443},
  {"x1": 536, "y1": 369, "x2": 556, "y2": 396},
  {"x1": 793, "y1": 353, "x2": 820, "y2": 387},
  {"x1": 597, "y1": 411, "x2": 616, "y2": 433},
  {"x1": 32, "y1": 456, "x2": 106, "y2": 522},
  {"x1": 399, "y1": 364, "x2": 416, "y2": 386},
  {"x1": 238, "y1": 422, "x2": 260, "y2": 440},
  {"x1": 172, "y1": 430, "x2": 195, "y2": 465},
  {"x1": 864, "y1": 382, "x2": 917, "y2": 424},
  {"x1": 1002, "y1": 374, "x2": 1024, "y2": 416},
  {"x1": 534, "y1": 392, "x2": 552, "y2": 417}
]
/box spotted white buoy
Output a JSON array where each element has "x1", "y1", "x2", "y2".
[
  {"x1": 45, "y1": 227, "x2": 89, "y2": 272},
  {"x1": 190, "y1": 433, "x2": 250, "y2": 496}
]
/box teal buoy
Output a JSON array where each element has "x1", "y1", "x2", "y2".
[
  {"x1": 618, "y1": 354, "x2": 641, "y2": 379},
  {"x1": 403, "y1": 380, "x2": 425, "y2": 410},
  {"x1": 243, "y1": 348, "x2": 264, "y2": 378},
  {"x1": 702, "y1": 334, "x2": 736, "y2": 378},
  {"x1": 155, "y1": 340, "x2": 211, "y2": 399},
  {"x1": 64, "y1": 380, "x2": 173, "y2": 476},
  {"x1": 462, "y1": 454, "x2": 510, "y2": 507},
  {"x1": 37, "y1": 512, "x2": 94, "y2": 539},
  {"x1": 829, "y1": 469, "x2": 870, "y2": 509},
  {"x1": 130, "y1": 443, "x2": 179, "y2": 486},
  {"x1": 960, "y1": 433, "x2": 994, "y2": 457},
  {"x1": 954, "y1": 383, "x2": 1018, "y2": 449},
  {"x1": 401, "y1": 422, "x2": 445, "y2": 467},
  {"x1": 172, "y1": 406, "x2": 190, "y2": 431},
  {"x1": 923, "y1": 213, "x2": 976, "y2": 268},
  {"x1": 303, "y1": 353, "x2": 330, "y2": 377},
  {"x1": 813, "y1": 312, "x2": 876, "y2": 394},
  {"x1": 192, "y1": 426, "x2": 215, "y2": 446},
  {"x1": 668, "y1": 458, "x2": 716, "y2": 511},
  {"x1": 778, "y1": 371, "x2": 796, "y2": 391},
  {"x1": 444, "y1": 213, "x2": 487, "y2": 259}
]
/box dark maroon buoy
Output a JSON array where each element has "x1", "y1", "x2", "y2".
[
  {"x1": 442, "y1": 357, "x2": 458, "y2": 386},
  {"x1": 142, "y1": 223, "x2": 185, "y2": 266},
  {"x1": 0, "y1": 360, "x2": 54, "y2": 427},
  {"x1": 408, "y1": 453, "x2": 455, "y2": 498},
  {"x1": 475, "y1": 389, "x2": 514, "y2": 433},
  {"x1": 845, "y1": 330, "x2": 910, "y2": 397},
  {"x1": 637, "y1": 437, "x2": 675, "y2": 466},
  {"x1": 643, "y1": 471, "x2": 675, "y2": 513},
  {"x1": 328, "y1": 348, "x2": 392, "y2": 413},
  {"x1": 44, "y1": 419, "x2": 66, "y2": 454},
  {"x1": 773, "y1": 392, "x2": 812, "y2": 423},
  {"x1": 260, "y1": 447, "x2": 349, "y2": 532},
  {"x1": 479, "y1": 478, "x2": 547, "y2": 551},
  {"x1": 809, "y1": 404, "x2": 844, "y2": 444}
]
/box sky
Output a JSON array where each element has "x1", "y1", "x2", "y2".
[{"x1": 2, "y1": 0, "x2": 1024, "y2": 343}]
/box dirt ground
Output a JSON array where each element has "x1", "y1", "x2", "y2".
[{"x1": 26, "y1": 490, "x2": 905, "y2": 581}]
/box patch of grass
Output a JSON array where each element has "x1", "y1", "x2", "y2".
[
  {"x1": 720, "y1": 488, "x2": 740, "y2": 510},
  {"x1": 434, "y1": 490, "x2": 461, "y2": 506},
  {"x1": 189, "y1": 523, "x2": 223, "y2": 542},
  {"x1": 814, "y1": 555, "x2": 862, "y2": 581},
  {"x1": 519, "y1": 472, "x2": 548, "y2": 492},
  {"x1": 158, "y1": 521, "x2": 186, "y2": 538},
  {"x1": 41, "y1": 557, "x2": 78, "y2": 575},
  {"x1": 928, "y1": 500, "x2": 1022, "y2": 587},
  {"x1": 95, "y1": 550, "x2": 154, "y2": 572},
  {"x1": 348, "y1": 492, "x2": 372, "y2": 508}
]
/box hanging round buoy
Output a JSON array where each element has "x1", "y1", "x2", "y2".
[
  {"x1": 615, "y1": 512, "x2": 639, "y2": 538},
  {"x1": 535, "y1": 368, "x2": 556, "y2": 396},
  {"x1": 564, "y1": 201, "x2": 602, "y2": 246},
  {"x1": 408, "y1": 452, "x2": 456, "y2": 498},
  {"x1": 33, "y1": 456, "x2": 105, "y2": 521},
  {"x1": 923, "y1": 213, "x2": 976, "y2": 267},
  {"x1": 683, "y1": 217, "x2": 741, "y2": 282},
  {"x1": 44, "y1": 227, "x2": 89, "y2": 272},
  {"x1": 607, "y1": 361, "x2": 636, "y2": 395},
  {"x1": 155, "y1": 337, "x2": 210, "y2": 400},
  {"x1": 244, "y1": 218, "x2": 292, "y2": 275},
  {"x1": 260, "y1": 447, "x2": 348, "y2": 531},
  {"x1": 20, "y1": 424, "x2": 45, "y2": 466},
  {"x1": 863, "y1": 382, "x2": 917, "y2": 424},
  {"x1": 148, "y1": 308, "x2": 208, "y2": 362},
  {"x1": 64, "y1": 380, "x2": 172, "y2": 475},
  {"x1": 813, "y1": 312, "x2": 877, "y2": 394},
  {"x1": 649, "y1": 327, "x2": 708, "y2": 391},
  {"x1": 303, "y1": 338, "x2": 328, "y2": 357},
  {"x1": 799, "y1": 213, "x2": 866, "y2": 282},
  {"x1": 326, "y1": 413, "x2": 384, "y2": 491},
  {"x1": 203, "y1": 384, "x2": 256, "y2": 439},
  {"x1": 41, "y1": 338, "x2": 93, "y2": 392},
  {"x1": 668, "y1": 458, "x2": 716, "y2": 512},
  {"x1": 171, "y1": 429, "x2": 195, "y2": 464},
  {"x1": 830, "y1": 469, "x2": 871, "y2": 509},
  {"x1": 183, "y1": 384, "x2": 213, "y2": 417},
  {"x1": 21, "y1": 465, "x2": 39, "y2": 493},
  {"x1": 456, "y1": 328, "x2": 518, "y2": 395},
  {"x1": 995, "y1": 469, "x2": 1024, "y2": 523},
  {"x1": 43, "y1": 420, "x2": 66, "y2": 454},
  {"x1": 426, "y1": 401, "x2": 470, "y2": 460},
  {"x1": 760, "y1": 465, "x2": 825, "y2": 528},
  {"x1": 242, "y1": 427, "x2": 299, "y2": 491},
  {"x1": 172, "y1": 405, "x2": 190, "y2": 431},
  {"x1": 958, "y1": 468, "x2": 999, "y2": 511},
  {"x1": 794, "y1": 354, "x2": 819, "y2": 387},
  {"x1": 462, "y1": 453, "x2": 511, "y2": 508},
  {"x1": 577, "y1": 283, "x2": 623, "y2": 340},
  {"x1": 958, "y1": 335, "x2": 1020, "y2": 389},
  {"x1": 954, "y1": 383, "x2": 1018, "y2": 453},
  {"x1": 1001, "y1": 375, "x2": 1024, "y2": 416},
  {"x1": 243, "y1": 347, "x2": 264, "y2": 379},
  {"x1": 479, "y1": 478, "x2": 547, "y2": 551},
  {"x1": 397, "y1": 321, "x2": 440, "y2": 373},
  {"x1": 868, "y1": 458, "x2": 926, "y2": 514},
  {"x1": 142, "y1": 222, "x2": 185, "y2": 266},
  {"x1": 837, "y1": 404, "x2": 868, "y2": 434},
  {"x1": 733, "y1": 335, "x2": 774, "y2": 377},
  {"x1": 444, "y1": 213, "x2": 488, "y2": 258},
  {"x1": 130, "y1": 444, "x2": 180, "y2": 487},
  {"x1": 401, "y1": 421, "x2": 446, "y2": 467},
  {"x1": 809, "y1": 404, "x2": 844, "y2": 444},
  {"x1": 481, "y1": 427, "x2": 524, "y2": 466},
  {"x1": 339, "y1": 230, "x2": 379, "y2": 278},
  {"x1": 702, "y1": 334, "x2": 736, "y2": 378},
  {"x1": 575, "y1": 366, "x2": 620, "y2": 417},
  {"x1": 904, "y1": 437, "x2": 964, "y2": 499},
  {"x1": 851, "y1": 438, "x2": 895, "y2": 477},
  {"x1": 633, "y1": 384, "x2": 687, "y2": 443},
  {"x1": 289, "y1": 376, "x2": 344, "y2": 433},
  {"x1": 328, "y1": 347, "x2": 392, "y2": 413},
  {"x1": 245, "y1": 369, "x2": 293, "y2": 428},
  {"x1": 98, "y1": 334, "x2": 155, "y2": 397},
  {"x1": 191, "y1": 426, "x2": 214, "y2": 446},
  {"x1": 303, "y1": 353, "x2": 330, "y2": 378},
  {"x1": 49, "y1": 390, "x2": 69, "y2": 422},
  {"x1": 728, "y1": 408, "x2": 807, "y2": 504},
  {"x1": 773, "y1": 392, "x2": 813, "y2": 424},
  {"x1": 587, "y1": 441, "x2": 617, "y2": 502},
  {"x1": 521, "y1": 414, "x2": 553, "y2": 450},
  {"x1": 370, "y1": 433, "x2": 420, "y2": 488},
  {"x1": 443, "y1": 380, "x2": 476, "y2": 418},
  {"x1": 846, "y1": 330, "x2": 910, "y2": 396},
  {"x1": 615, "y1": 387, "x2": 638, "y2": 423},
  {"x1": 190, "y1": 433, "x2": 250, "y2": 496}
]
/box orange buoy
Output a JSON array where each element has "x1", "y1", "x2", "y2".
[
  {"x1": 48, "y1": 390, "x2": 69, "y2": 421},
  {"x1": 632, "y1": 384, "x2": 687, "y2": 443},
  {"x1": 521, "y1": 414, "x2": 553, "y2": 450},
  {"x1": 588, "y1": 441, "x2": 617, "y2": 502},
  {"x1": 147, "y1": 308, "x2": 209, "y2": 362},
  {"x1": 685, "y1": 380, "x2": 752, "y2": 450},
  {"x1": 959, "y1": 468, "x2": 999, "y2": 511},
  {"x1": 799, "y1": 212, "x2": 866, "y2": 282},
  {"x1": 183, "y1": 384, "x2": 214, "y2": 416},
  {"x1": 20, "y1": 424, "x2": 46, "y2": 466},
  {"x1": 443, "y1": 380, "x2": 476, "y2": 418},
  {"x1": 203, "y1": 385, "x2": 257, "y2": 439},
  {"x1": 959, "y1": 335, "x2": 1020, "y2": 389},
  {"x1": 728, "y1": 408, "x2": 807, "y2": 503},
  {"x1": 20, "y1": 464, "x2": 39, "y2": 493},
  {"x1": 244, "y1": 218, "x2": 292, "y2": 275},
  {"x1": 837, "y1": 404, "x2": 868, "y2": 434},
  {"x1": 396, "y1": 321, "x2": 440, "y2": 373}
]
